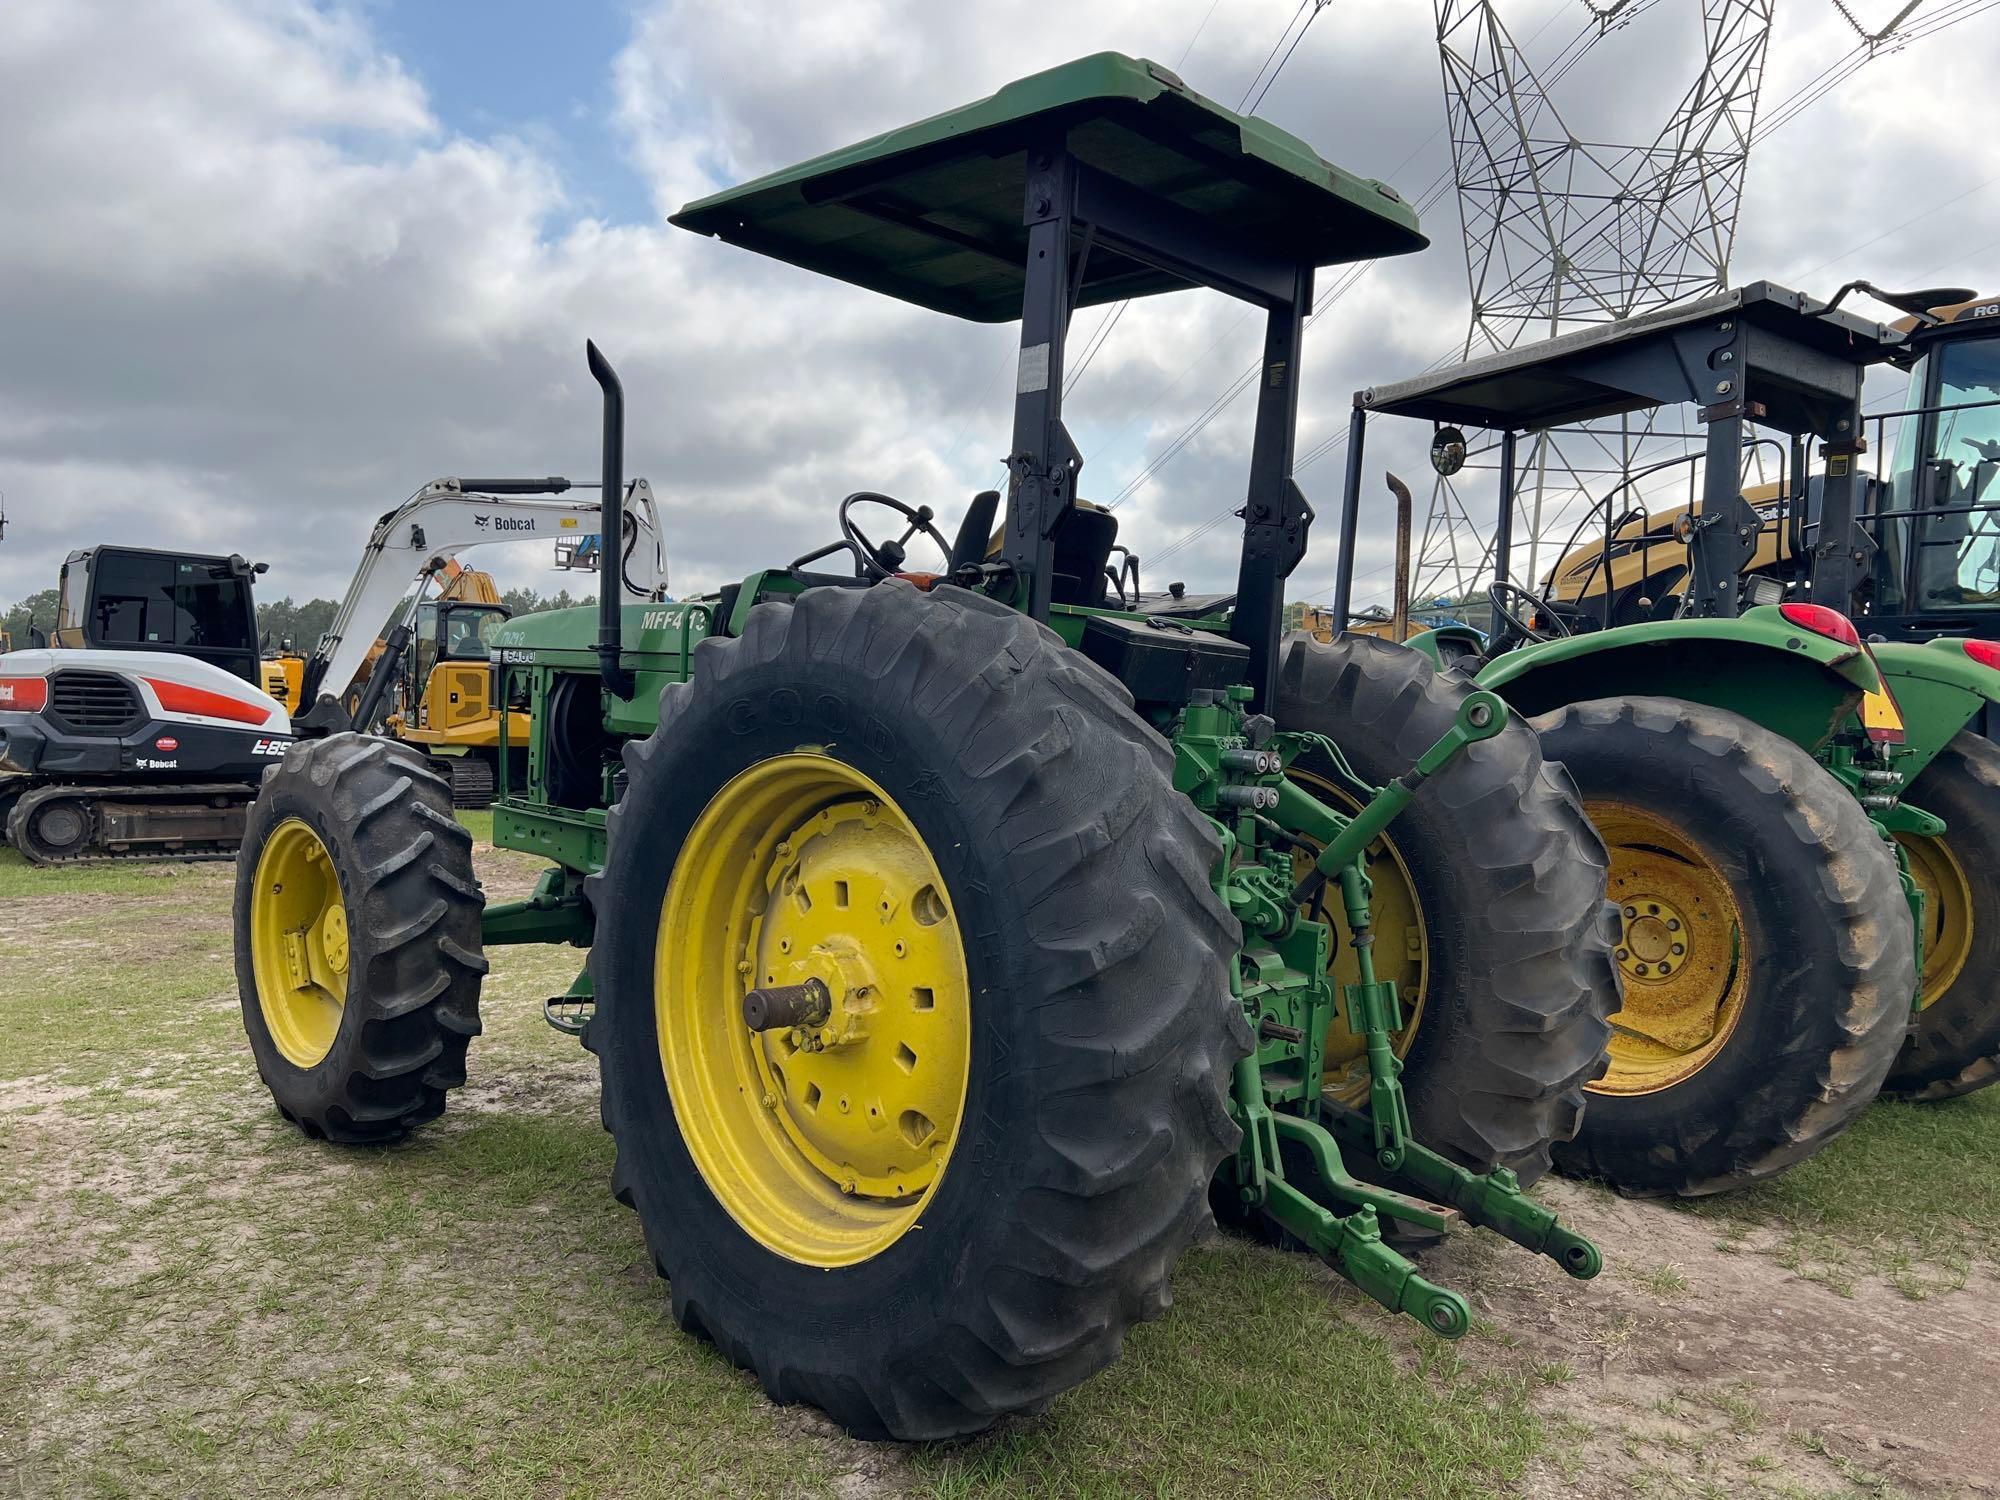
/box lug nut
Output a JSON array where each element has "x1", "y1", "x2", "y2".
[{"x1": 1624, "y1": 906, "x2": 1638, "y2": 920}]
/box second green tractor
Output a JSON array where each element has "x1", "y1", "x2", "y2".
[{"x1": 1334, "y1": 280, "x2": 2000, "y2": 1196}]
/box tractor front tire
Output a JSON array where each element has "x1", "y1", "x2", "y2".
[
  {"x1": 1272, "y1": 633, "x2": 1618, "y2": 1185},
  {"x1": 234, "y1": 734, "x2": 486, "y2": 1143},
  {"x1": 1533, "y1": 696, "x2": 1913, "y2": 1196},
  {"x1": 585, "y1": 581, "x2": 1246, "y2": 1441},
  {"x1": 1886, "y1": 730, "x2": 2000, "y2": 1101}
]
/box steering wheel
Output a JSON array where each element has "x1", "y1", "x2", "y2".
[
  {"x1": 1488, "y1": 580, "x2": 1573, "y2": 647},
  {"x1": 1962, "y1": 435, "x2": 2000, "y2": 464},
  {"x1": 835, "y1": 492, "x2": 953, "y2": 581}
]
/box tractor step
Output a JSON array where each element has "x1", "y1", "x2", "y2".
[{"x1": 542, "y1": 994, "x2": 594, "y2": 1036}]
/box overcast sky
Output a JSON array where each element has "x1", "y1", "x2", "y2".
[{"x1": 3, "y1": 0, "x2": 1996, "y2": 624}]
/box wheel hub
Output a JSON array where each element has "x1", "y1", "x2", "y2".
[
  {"x1": 248, "y1": 818, "x2": 350, "y2": 1068},
  {"x1": 1589, "y1": 801, "x2": 1749, "y2": 1095},
  {"x1": 657, "y1": 753, "x2": 972, "y2": 1267},
  {"x1": 749, "y1": 802, "x2": 962, "y2": 1200},
  {"x1": 319, "y1": 903, "x2": 350, "y2": 973},
  {"x1": 1615, "y1": 895, "x2": 1689, "y2": 982}
]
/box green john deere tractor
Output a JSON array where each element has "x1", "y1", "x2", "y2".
[
  {"x1": 1335, "y1": 281, "x2": 2000, "y2": 1197},
  {"x1": 1525, "y1": 286, "x2": 2000, "y2": 1106},
  {"x1": 232, "y1": 54, "x2": 1618, "y2": 1440}
]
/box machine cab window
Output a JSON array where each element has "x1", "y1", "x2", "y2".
[{"x1": 52, "y1": 547, "x2": 261, "y2": 682}]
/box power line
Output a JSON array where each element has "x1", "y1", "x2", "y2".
[
  {"x1": 1248, "y1": 1, "x2": 1332, "y2": 112},
  {"x1": 936, "y1": 0, "x2": 1246, "y2": 456},
  {"x1": 1068, "y1": 2, "x2": 1333, "y2": 402},
  {"x1": 1237, "y1": 2, "x2": 1316, "y2": 111},
  {"x1": 1104, "y1": 3, "x2": 1614, "y2": 526},
  {"x1": 1176, "y1": 0, "x2": 1223, "y2": 67}
]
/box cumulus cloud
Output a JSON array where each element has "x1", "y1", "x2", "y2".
[{"x1": 0, "y1": 0, "x2": 1994, "y2": 630}]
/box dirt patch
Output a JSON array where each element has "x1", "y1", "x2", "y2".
[
  {"x1": 1429, "y1": 1179, "x2": 2000, "y2": 1497},
  {"x1": 5, "y1": 838, "x2": 1998, "y2": 1498}
]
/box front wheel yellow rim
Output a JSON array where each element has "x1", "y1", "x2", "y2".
[
  {"x1": 1587, "y1": 802, "x2": 1750, "y2": 1096},
  {"x1": 249, "y1": 818, "x2": 351, "y2": 1068},
  {"x1": 657, "y1": 754, "x2": 972, "y2": 1268},
  {"x1": 1897, "y1": 830, "x2": 1974, "y2": 1011}
]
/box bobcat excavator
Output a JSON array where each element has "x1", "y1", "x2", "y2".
[
  {"x1": 290, "y1": 476, "x2": 667, "y2": 807},
  {"x1": 0, "y1": 479, "x2": 665, "y2": 864},
  {"x1": 0, "y1": 546, "x2": 296, "y2": 862}
]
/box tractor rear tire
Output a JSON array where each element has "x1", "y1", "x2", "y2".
[
  {"x1": 1271, "y1": 633, "x2": 1618, "y2": 1185},
  {"x1": 234, "y1": 734, "x2": 486, "y2": 1143},
  {"x1": 1532, "y1": 696, "x2": 1913, "y2": 1196},
  {"x1": 585, "y1": 581, "x2": 1246, "y2": 1441},
  {"x1": 1885, "y1": 731, "x2": 2000, "y2": 1101}
]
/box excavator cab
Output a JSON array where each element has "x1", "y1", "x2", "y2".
[
  {"x1": 408, "y1": 599, "x2": 511, "y2": 732},
  {"x1": 53, "y1": 547, "x2": 267, "y2": 685}
]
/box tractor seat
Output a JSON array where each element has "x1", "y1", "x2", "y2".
[
  {"x1": 1051, "y1": 501, "x2": 1119, "y2": 607},
  {"x1": 979, "y1": 498, "x2": 1121, "y2": 607}
]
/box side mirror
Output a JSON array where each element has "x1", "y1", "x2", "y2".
[{"x1": 1430, "y1": 426, "x2": 1467, "y2": 478}]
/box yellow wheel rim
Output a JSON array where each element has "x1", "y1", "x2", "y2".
[
  {"x1": 1897, "y1": 830, "x2": 1974, "y2": 1011},
  {"x1": 1288, "y1": 770, "x2": 1427, "y2": 1107},
  {"x1": 657, "y1": 754, "x2": 972, "y2": 1268},
  {"x1": 1587, "y1": 802, "x2": 1749, "y2": 1096},
  {"x1": 249, "y1": 818, "x2": 351, "y2": 1068}
]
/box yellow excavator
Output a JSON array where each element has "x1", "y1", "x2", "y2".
[
  {"x1": 377, "y1": 560, "x2": 527, "y2": 806},
  {"x1": 259, "y1": 560, "x2": 525, "y2": 807}
]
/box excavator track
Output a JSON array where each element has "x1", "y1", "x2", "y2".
[{"x1": 6, "y1": 782, "x2": 259, "y2": 866}]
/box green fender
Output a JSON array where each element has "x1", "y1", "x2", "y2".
[
  {"x1": 1468, "y1": 605, "x2": 1881, "y2": 754},
  {"x1": 1869, "y1": 637, "x2": 2000, "y2": 784}
]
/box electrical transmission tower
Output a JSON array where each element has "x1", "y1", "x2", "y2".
[{"x1": 1415, "y1": 0, "x2": 1775, "y2": 600}]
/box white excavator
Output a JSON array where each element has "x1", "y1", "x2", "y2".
[{"x1": 0, "y1": 477, "x2": 665, "y2": 864}]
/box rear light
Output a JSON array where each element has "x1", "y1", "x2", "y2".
[
  {"x1": 0, "y1": 676, "x2": 48, "y2": 711},
  {"x1": 1778, "y1": 602, "x2": 1862, "y2": 649},
  {"x1": 1962, "y1": 639, "x2": 2000, "y2": 671}
]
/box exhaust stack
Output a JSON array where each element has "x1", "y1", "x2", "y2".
[{"x1": 587, "y1": 340, "x2": 636, "y2": 700}]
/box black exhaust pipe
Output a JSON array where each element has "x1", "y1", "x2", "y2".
[{"x1": 587, "y1": 340, "x2": 635, "y2": 700}]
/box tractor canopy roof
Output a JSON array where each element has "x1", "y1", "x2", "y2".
[
  {"x1": 669, "y1": 51, "x2": 1426, "y2": 322},
  {"x1": 1355, "y1": 282, "x2": 1900, "y2": 434}
]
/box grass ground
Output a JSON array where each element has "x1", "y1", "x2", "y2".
[{"x1": 1, "y1": 832, "x2": 1995, "y2": 1498}]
